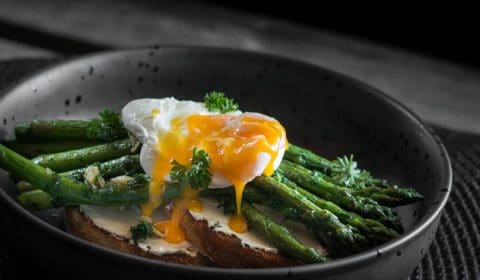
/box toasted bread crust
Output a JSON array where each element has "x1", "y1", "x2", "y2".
[
  {"x1": 64, "y1": 206, "x2": 210, "y2": 266},
  {"x1": 180, "y1": 210, "x2": 298, "y2": 268}
]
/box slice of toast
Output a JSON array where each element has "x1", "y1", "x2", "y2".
[
  {"x1": 64, "y1": 201, "x2": 299, "y2": 268},
  {"x1": 64, "y1": 206, "x2": 210, "y2": 266}
]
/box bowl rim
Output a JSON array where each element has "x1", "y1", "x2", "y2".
[{"x1": 0, "y1": 45, "x2": 452, "y2": 277}]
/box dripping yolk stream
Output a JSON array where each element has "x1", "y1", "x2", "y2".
[
  {"x1": 154, "y1": 187, "x2": 203, "y2": 244},
  {"x1": 144, "y1": 112, "x2": 287, "y2": 241}
]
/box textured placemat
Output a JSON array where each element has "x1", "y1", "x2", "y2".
[{"x1": 0, "y1": 59, "x2": 479, "y2": 280}]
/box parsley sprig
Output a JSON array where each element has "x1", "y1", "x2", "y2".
[
  {"x1": 170, "y1": 148, "x2": 212, "y2": 190},
  {"x1": 130, "y1": 220, "x2": 154, "y2": 242},
  {"x1": 203, "y1": 91, "x2": 239, "y2": 113}
]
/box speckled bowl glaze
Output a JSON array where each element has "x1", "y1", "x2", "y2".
[{"x1": 0, "y1": 47, "x2": 451, "y2": 280}]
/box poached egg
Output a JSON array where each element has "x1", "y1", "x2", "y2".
[{"x1": 121, "y1": 97, "x2": 288, "y2": 242}]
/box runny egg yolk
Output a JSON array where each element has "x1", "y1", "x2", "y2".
[
  {"x1": 143, "y1": 113, "x2": 287, "y2": 243},
  {"x1": 154, "y1": 187, "x2": 203, "y2": 244}
]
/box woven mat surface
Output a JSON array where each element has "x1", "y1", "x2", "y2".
[{"x1": 0, "y1": 59, "x2": 479, "y2": 280}]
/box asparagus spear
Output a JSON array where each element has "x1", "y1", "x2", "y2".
[
  {"x1": 16, "y1": 180, "x2": 36, "y2": 192},
  {"x1": 23, "y1": 140, "x2": 418, "y2": 208},
  {"x1": 242, "y1": 202, "x2": 328, "y2": 263},
  {"x1": 16, "y1": 154, "x2": 141, "y2": 195},
  {"x1": 278, "y1": 160, "x2": 402, "y2": 232},
  {"x1": 15, "y1": 120, "x2": 92, "y2": 141},
  {"x1": 284, "y1": 144, "x2": 379, "y2": 189},
  {"x1": 0, "y1": 144, "x2": 147, "y2": 206},
  {"x1": 33, "y1": 140, "x2": 416, "y2": 209},
  {"x1": 30, "y1": 139, "x2": 133, "y2": 172},
  {"x1": 18, "y1": 189, "x2": 54, "y2": 210},
  {"x1": 61, "y1": 154, "x2": 141, "y2": 181},
  {"x1": 285, "y1": 144, "x2": 423, "y2": 205},
  {"x1": 273, "y1": 173, "x2": 399, "y2": 241},
  {"x1": 14, "y1": 111, "x2": 127, "y2": 142},
  {"x1": 352, "y1": 186, "x2": 423, "y2": 207},
  {"x1": 17, "y1": 174, "x2": 149, "y2": 210},
  {"x1": 284, "y1": 144, "x2": 333, "y2": 174},
  {"x1": 250, "y1": 175, "x2": 368, "y2": 257},
  {"x1": 3, "y1": 140, "x2": 101, "y2": 158},
  {"x1": 204, "y1": 183, "x2": 397, "y2": 242}
]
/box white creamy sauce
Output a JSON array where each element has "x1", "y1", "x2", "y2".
[{"x1": 79, "y1": 205, "x2": 196, "y2": 257}]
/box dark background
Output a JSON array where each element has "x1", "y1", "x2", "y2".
[
  {"x1": 206, "y1": 2, "x2": 479, "y2": 69},
  {"x1": 1, "y1": 2, "x2": 480, "y2": 279}
]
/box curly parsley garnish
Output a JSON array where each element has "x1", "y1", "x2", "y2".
[
  {"x1": 204, "y1": 91, "x2": 239, "y2": 113},
  {"x1": 86, "y1": 110, "x2": 128, "y2": 141},
  {"x1": 130, "y1": 220, "x2": 154, "y2": 242},
  {"x1": 170, "y1": 148, "x2": 212, "y2": 190}
]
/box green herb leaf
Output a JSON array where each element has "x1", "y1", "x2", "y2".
[
  {"x1": 330, "y1": 155, "x2": 375, "y2": 189},
  {"x1": 170, "y1": 148, "x2": 212, "y2": 190},
  {"x1": 86, "y1": 110, "x2": 128, "y2": 141},
  {"x1": 170, "y1": 160, "x2": 189, "y2": 187},
  {"x1": 188, "y1": 148, "x2": 212, "y2": 190},
  {"x1": 204, "y1": 91, "x2": 239, "y2": 113},
  {"x1": 129, "y1": 220, "x2": 153, "y2": 242},
  {"x1": 162, "y1": 182, "x2": 182, "y2": 202}
]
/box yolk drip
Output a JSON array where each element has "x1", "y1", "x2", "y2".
[
  {"x1": 144, "y1": 112, "x2": 287, "y2": 242},
  {"x1": 154, "y1": 201, "x2": 186, "y2": 244},
  {"x1": 154, "y1": 187, "x2": 203, "y2": 244}
]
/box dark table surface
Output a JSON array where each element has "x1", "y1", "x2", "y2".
[
  {"x1": 0, "y1": 1, "x2": 479, "y2": 279},
  {"x1": 0, "y1": 0, "x2": 480, "y2": 135}
]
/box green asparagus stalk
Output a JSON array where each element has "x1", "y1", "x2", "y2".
[
  {"x1": 0, "y1": 144, "x2": 147, "y2": 206},
  {"x1": 34, "y1": 141, "x2": 417, "y2": 208},
  {"x1": 352, "y1": 186, "x2": 423, "y2": 207},
  {"x1": 3, "y1": 140, "x2": 101, "y2": 158},
  {"x1": 30, "y1": 139, "x2": 134, "y2": 172},
  {"x1": 250, "y1": 175, "x2": 368, "y2": 256},
  {"x1": 242, "y1": 202, "x2": 328, "y2": 263},
  {"x1": 284, "y1": 144, "x2": 333, "y2": 174},
  {"x1": 285, "y1": 144, "x2": 423, "y2": 205},
  {"x1": 14, "y1": 111, "x2": 127, "y2": 142},
  {"x1": 18, "y1": 190, "x2": 54, "y2": 210},
  {"x1": 61, "y1": 154, "x2": 141, "y2": 181},
  {"x1": 15, "y1": 120, "x2": 92, "y2": 141},
  {"x1": 17, "y1": 174, "x2": 149, "y2": 210},
  {"x1": 273, "y1": 173, "x2": 399, "y2": 241},
  {"x1": 16, "y1": 154, "x2": 141, "y2": 196},
  {"x1": 278, "y1": 160, "x2": 402, "y2": 232},
  {"x1": 16, "y1": 180, "x2": 36, "y2": 192},
  {"x1": 285, "y1": 144, "x2": 387, "y2": 189}
]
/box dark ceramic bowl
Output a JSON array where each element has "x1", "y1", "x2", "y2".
[{"x1": 0, "y1": 47, "x2": 451, "y2": 279}]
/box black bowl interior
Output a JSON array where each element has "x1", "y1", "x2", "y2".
[{"x1": 0, "y1": 47, "x2": 451, "y2": 280}]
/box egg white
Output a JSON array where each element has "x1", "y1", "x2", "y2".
[{"x1": 121, "y1": 97, "x2": 286, "y2": 189}]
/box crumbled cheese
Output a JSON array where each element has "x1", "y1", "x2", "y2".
[
  {"x1": 109, "y1": 175, "x2": 134, "y2": 186},
  {"x1": 84, "y1": 166, "x2": 105, "y2": 188}
]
